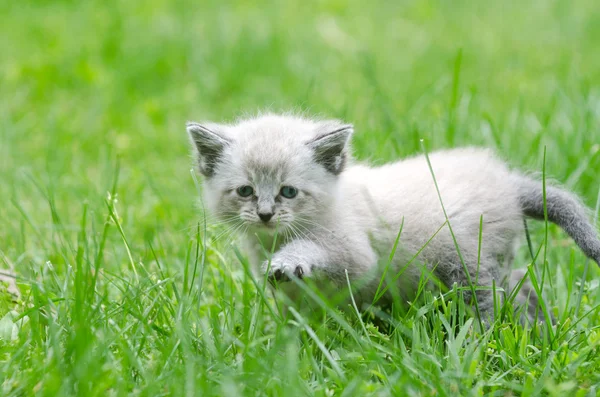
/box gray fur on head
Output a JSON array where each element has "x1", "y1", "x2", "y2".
[
  {"x1": 187, "y1": 122, "x2": 231, "y2": 177},
  {"x1": 307, "y1": 123, "x2": 353, "y2": 175},
  {"x1": 186, "y1": 114, "x2": 352, "y2": 233}
]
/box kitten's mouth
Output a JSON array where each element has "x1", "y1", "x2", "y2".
[
  {"x1": 258, "y1": 221, "x2": 281, "y2": 230},
  {"x1": 249, "y1": 220, "x2": 288, "y2": 233}
]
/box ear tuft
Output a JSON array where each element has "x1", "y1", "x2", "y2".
[
  {"x1": 186, "y1": 122, "x2": 231, "y2": 177},
  {"x1": 307, "y1": 122, "x2": 353, "y2": 175}
]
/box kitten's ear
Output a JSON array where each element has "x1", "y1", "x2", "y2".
[
  {"x1": 307, "y1": 122, "x2": 353, "y2": 175},
  {"x1": 186, "y1": 122, "x2": 231, "y2": 177}
]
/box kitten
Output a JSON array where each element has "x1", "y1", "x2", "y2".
[{"x1": 186, "y1": 113, "x2": 600, "y2": 323}]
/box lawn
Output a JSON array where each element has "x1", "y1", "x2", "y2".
[{"x1": 1, "y1": 0, "x2": 600, "y2": 395}]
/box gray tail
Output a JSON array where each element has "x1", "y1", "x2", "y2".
[{"x1": 517, "y1": 176, "x2": 600, "y2": 265}]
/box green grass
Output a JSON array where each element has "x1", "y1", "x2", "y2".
[{"x1": 2, "y1": 0, "x2": 600, "y2": 395}]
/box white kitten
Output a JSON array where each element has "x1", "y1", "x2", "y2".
[{"x1": 187, "y1": 114, "x2": 600, "y2": 322}]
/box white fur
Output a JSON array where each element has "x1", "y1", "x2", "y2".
[{"x1": 187, "y1": 114, "x2": 596, "y2": 321}]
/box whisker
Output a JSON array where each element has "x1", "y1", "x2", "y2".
[
  {"x1": 295, "y1": 217, "x2": 336, "y2": 235},
  {"x1": 211, "y1": 220, "x2": 245, "y2": 243},
  {"x1": 220, "y1": 222, "x2": 249, "y2": 250},
  {"x1": 292, "y1": 222, "x2": 327, "y2": 251},
  {"x1": 177, "y1": 212, "x2": 241, "y2": 232}
]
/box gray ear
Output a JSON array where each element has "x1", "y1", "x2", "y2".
[
  {"x1": 307, "y1": 122, "x2": 353, "y2": 175},
  {"x1": 186, "y1": 122, "x2": 231, "y2": 177}
]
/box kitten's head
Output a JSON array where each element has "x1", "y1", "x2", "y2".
[{"x1": 187, "y1": 114, "x2": 353, "y2": 234}]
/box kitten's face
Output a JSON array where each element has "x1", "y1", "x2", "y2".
[{"x1": 187, "y1": 115, "x2": 353, "y2": 234}]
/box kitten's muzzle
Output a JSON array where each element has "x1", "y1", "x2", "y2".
[{"x1": 258, "y1": 212, "x2": 274, "y2": 223}]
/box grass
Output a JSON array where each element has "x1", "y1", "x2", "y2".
[{"x1": 1, "y1": 0, "x2": 600, "y2": 395}]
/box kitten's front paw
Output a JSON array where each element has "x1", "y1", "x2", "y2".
[{"x1": 263, "y1": 256, "x2": 311, "y2": 284}]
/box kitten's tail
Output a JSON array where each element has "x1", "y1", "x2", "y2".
[{"x1": 516, "y1": 176, "x2": 600, "y2": 265}]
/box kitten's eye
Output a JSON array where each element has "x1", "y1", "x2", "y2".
[
  {"x1": 236, "y1": 185, "x2": 254, "y2": 197},
  {"x1": 280, "y1": 186, "x2": 298, "y2": 199}
]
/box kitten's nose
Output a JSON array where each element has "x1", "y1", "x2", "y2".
[{"x1": 258, "y1": 212, "x2": 273, "y2": 223}]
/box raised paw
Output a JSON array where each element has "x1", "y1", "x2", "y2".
[{"x1": 263, "y1": 257, "x2": 310, "y2": 285}]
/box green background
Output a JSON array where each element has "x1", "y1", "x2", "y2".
[{"x1": 1, "y1": 0, "x2": 599, "y2": 395}]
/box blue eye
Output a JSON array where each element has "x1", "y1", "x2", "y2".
[
  {"x1": 236, "y1": 185, "x2": 254, "y2": 197},
  {"x1": 280, "y1": 186, "x2": 298, "y2": 199}
]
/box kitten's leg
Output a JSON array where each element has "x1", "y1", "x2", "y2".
[
  {"x1": 263, "y1": 239, "x2": 325, "y2": 282},
  {"x1": 469, "y1": 270, "x2": 500, "y2": 325},
  {"x1": 463, "y1": 255, "x2": 548, "y2": 325},
  {"x1": 509, "y1": 269, "x2": 546, "y2": 323},
  {"x1": 446, "y1": 257, "x2": 547, "y2": 325},
  {"x1": 436, "y1": 257, "x2": 502, "y2": 324},
  {"x1": 262, "y1": 237, "x2": 377, "y2": 285}
]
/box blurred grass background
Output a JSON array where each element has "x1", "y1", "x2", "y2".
[
  {"x1": 1, "y1": 0, "x2": 600, "y2": 395},
  {"x1": 2, "y1": 0, "x2": 600, "y2": 261}
]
